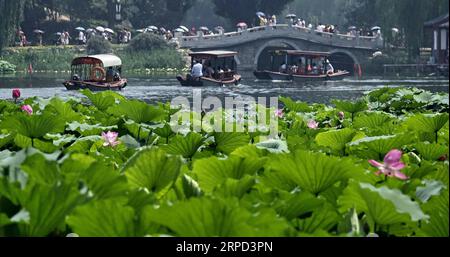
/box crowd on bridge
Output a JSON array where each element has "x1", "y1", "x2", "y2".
[{"x1": 12, "y1": 11, "x2": 383, "y2": 48}]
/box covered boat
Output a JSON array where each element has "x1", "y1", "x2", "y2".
[
  {"x1": 63, "y1": 54, "x2": 127, "y2": 91},
  {"x1": 177, "y1": 50, "x2": 242, "y2": 87},
  {"x1": 254, "y1": 50, "x2": 350, "y2": 82}
]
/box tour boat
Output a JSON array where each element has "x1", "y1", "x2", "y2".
[
  {"x1": 254, "y1": 50, "x2": 350, "y2": 82},
  {"x1": 63, "y1": 54, "x2": 127, "y2": 91},
  {"x1": 176, "y1": 50, "x2": 242, "y2": 87}
]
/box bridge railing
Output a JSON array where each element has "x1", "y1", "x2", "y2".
[{"x1": 179, "y1": 24, "x2": 383, "y2": 50}]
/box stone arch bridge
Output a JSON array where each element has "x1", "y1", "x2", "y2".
[{"x1": 178, "y1": 24, "x2": 383, "y2": 73}]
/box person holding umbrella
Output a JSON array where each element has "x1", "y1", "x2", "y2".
[
  {"x1": 75, "y1": 27, "x2": 86, "y2": 45},
  {"x1": 33, "y1": 30, "x2": 44, "y2": 46}
]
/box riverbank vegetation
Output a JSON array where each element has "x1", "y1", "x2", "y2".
[
  {"x1": 0, "y1": 87, "x2": 448, "y2": 237},
  {"x1": 0, "y1": 37, "x2": 187, "y2": 73}
]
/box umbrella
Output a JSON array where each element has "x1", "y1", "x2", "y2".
[
  {"x1": 392, "y1": 28, "x2": 399, "y2": 33},
  {"x1": 285, "y1": 14, "x2": 297, "y2": 19},
  {"x1": 179, "y1": 26, "x2": 189, "y2": 32},
  {"x1": 75, "y1": 27, "x2": 85, "y2": 31},
  {"x1": 136, "y1": 29, "x2": 145, "y2": 33},
  {"x1": 371, "y1": 26, "x2": 381, "y2": 31},
  {"x1": 33, "y1": 29, "x2": 45, "y2": 34},
  {"x1": 348, "y1": 26, "x2": 357, "y2": 30},
  {"x1": 256, "y1": 12, "x2": 265, "y2": 17},
  {"x1": 55, "y1": 32, "x2": 62, "y2": 36},
  {"x1": 174, "y1": 28, "x2": 185, "y2": 33},
  {"x1": 95, "y1": 26, "x2": 105, "y2": 32},
  {"x1": 214, "y1": 26, "x2": 224, "y2": 32},
  {"x1": 105, "y1": 28, "x2": 115, "y2": 34},
  {"x1": 159, "y1": 27, "x2": 166, "y2": 33},
  {"x1": 236, "y1": 22, "x2": 247, "y2": 28},
  {"x1": 86, "y1": 28, "x2": 95, "y2": 33},
  {"x1": 199, "y1": 26, "x2": 209, "y2": 31},
  {"x1": 148, "y1": 26, "x2": 158, "y2": 30}
]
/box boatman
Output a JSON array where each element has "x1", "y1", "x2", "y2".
[
  {"x1": 191, "y1": 60, "x2": 203, "y2": 80},
  {"x1": 325, "y1": 59, "x2": 334, "y2": 74}
]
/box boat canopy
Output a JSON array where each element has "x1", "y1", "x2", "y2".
[
  {"x1": 270, "y1": 50, "x2": 330, "y2": 57},
  {"x1": 189, "y1": 50, "x2": 238, "y2": 59},
  {"x1": 71, "y1": 54, "x2": 122, "y2": 67}
]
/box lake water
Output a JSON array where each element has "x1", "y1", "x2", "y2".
[{"x1": 0, "y1": 72, "x2": 448, "y2": 105}]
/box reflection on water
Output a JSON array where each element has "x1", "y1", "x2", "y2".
[{"x1": 0, "y1": 72, "x2": 448, "y2": 104}]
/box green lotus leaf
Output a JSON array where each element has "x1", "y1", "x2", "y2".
[
  {"x1": 406, "y1": 113, "x2": 449, "y2": 134},
  {"x1": 332, "y1": 99, "x2": 368, "y2": 119},
  {"x1": 1, "y1": 112, "x2": 65, "y2": 139},
  {"x1": 107, "y1": 99, "x2": 166, "y2": 124},
  {"x1": 15, "y1": 182, "x2": 83, "y2": 236},
  {"x1": 193, "y1": 155, "x2": 263, "y2": 194},
  {"x1": 67, "y1": 199, "x2": 135, "y2": 237},
  {"x1": 280, "y1": 96, "x2": 312, "y2": 113},
  {"x1": 181, "y1": 174, "x2": 202, "y2": 198},
  {"x1": 81, "y1": 89, "x2": 123, "y2": 111},
  {"x1": 275, "y1": 192, "x2": 324, "y2": 220},
  {"x1": 295, "y1": 204, "x2": 339, "y2": 234},
  {"x1": 142, "y1": 197, "x2": 288, "y2": 236},
  {"x1": 348, "y1": 134, "x2": 413, "y2": 158},
  {"x1": 265, "y1": 150, "x2": 362, "y2": 195},
  {"x1": 415, "y1": 142, "x2": 448, "y2": 161},
  {"x1": 21, "y1": 153, "x2": 60, "y2": 186},
  {"x1": 122, "y1": 148, "x2": 181, "y2": 198},
  {"x1": 162, "y1": 132, "x2": 204, "y2": 159},
  {"x1": 420, "y1": 189, "x2": 448, "y2": 237},
  {"x1": 213, "y1": 132, "x2": 250, "y2": 154},
  {"x1": 315, "y1": 128, "x2": 356, "y2": 154},
  {"x1": 66, "y1": 121, "x2": 117, "y2": 136}
]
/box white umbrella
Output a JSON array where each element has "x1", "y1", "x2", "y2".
[
  {"x1": 96, "y1": 26, "x2": 105, "y2": 32},
  {"x1": 33, "y1": 29, "x2": 45, "y2": 34},
  {"x1": 371, "y1": 26, "x2": 381, "y2": 31},
  {"x1": 75, "y1": 27, "x2": 85, "y2": 31},
  {"x1": 136, "y1": 29, "x2": 145, "y2": 33},
  {"x1": 174, "y1": 28, "x2": 185, "y2": 33},
  {"x1": 179, "y1": 26, "x2": 189, "y2": 32},
  {"x1": 392, "y1": 28, "x2": 399, "y2": 33},
  {"x1": 148, "y1": 26, "x2": 158, "y2": 30},
  {"x1": 105, "y1": 28, "x2": 115, "y2": 34},
  {"x1": 199, "y1": 26, "x2": 209, "y2": 31},
  {"x1": 285, "y1": 14, "x2": 297, "y2": 19}
]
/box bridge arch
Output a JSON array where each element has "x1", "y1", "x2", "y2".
[
  {"x1": 254, "y1": 39, "x2": 300, "y2": 70},
  {"x1": 329, "y1": 49, "x2": 360, "y2": 74}
]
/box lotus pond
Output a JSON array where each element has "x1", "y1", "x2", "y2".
[{"x1": 0, "y1": 87, "x2": 448, "y2": 237}]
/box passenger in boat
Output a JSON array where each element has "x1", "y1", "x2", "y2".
[
  {"x1": 325, "y1": 59, "x2": 335, "y2": 74},
  {"x1": 279, "y1": 63, "x2": 287, "y2": 73},
  {"x1": 204, "y1": 61, "x2": 215, "y2": 78},
  {"x1": 311, "y1": 64, "x2": 319, "y2": 74},
  {"x1": 106, "y1": 67, "x2": 115, "y2": 82},
  {"x1": 297, "y1": 59, "x2": 305, "y2": 74},
  {"x1": 191, "y1": 60, "x2": 203, "y2": 80}
]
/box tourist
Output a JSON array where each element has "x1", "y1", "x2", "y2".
[
  {"x1": 325, "y1": 59, "x2": 334, "y2": 74},
  {"x1": 279, "y1": 63, "x2": 287, "y2": 73},
  {"x1": 106, "y1": 67, "x2": 115, "y2": 82},
  {"x1": 78, "y1": 30, "x2": 85, "y2": 45},
  {"x1": 204, "y1": 61, "x2": 215, "y2": 78},
  {"x1": 191, "y1": 60, "x2": 203, "y2": 79}
]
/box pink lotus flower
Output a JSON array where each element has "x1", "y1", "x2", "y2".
[
  {"x1": 21, "y1": 105, "x2": 33, "y2": 115},
  {"x1": 274, "y1": 109, "x2": 284, "y2": 118},
  {"x1": 12, "y1": 88, "x2": 21, "y2": 102},
  {"x1": 102, "y1": 131, "x2": 120, "y2": 147},
  {"x1": 307, "y1": 120, "x2": 319, "y2": 129},
  {"x1": 338, "y1": 111, "x2": 345, "y2": 120},
  {"x1": 368, "y1": 149, "x2": 408, "y2": 180}
]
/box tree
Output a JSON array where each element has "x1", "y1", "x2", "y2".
[
  {"x1": 212, "y1": 0, "x2": 294, "y2": 27},
  {"x1": 123, "y1": 0, "x2": 195, "y2": 29},
  {"x1": 0, "y1": 0, "x2": 26, "y2": 51}
]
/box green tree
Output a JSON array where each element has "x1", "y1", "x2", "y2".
[
  {"x1": 0, "y1": 0, "x2": 26, "y2": 51},
  {"x1": 212, "y1": 0, "x2": 294, "y2": 27}
]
